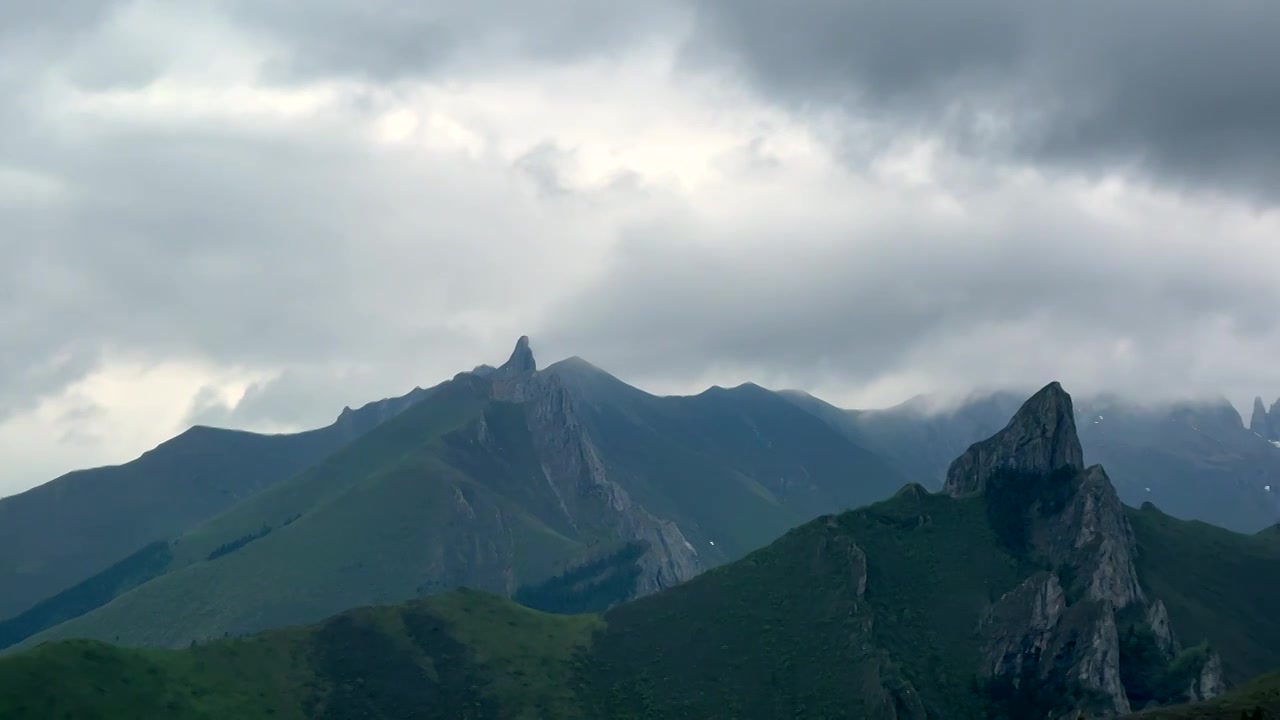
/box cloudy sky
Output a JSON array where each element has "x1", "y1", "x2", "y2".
[{"x1": 4, "y1": 0, "x2": 1280, "y2": 495}]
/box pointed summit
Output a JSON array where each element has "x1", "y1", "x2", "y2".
[
  {"x1": 1251, "y1": 396, "x2": 1271, "y2": 438},
  {"x1": 943, "y1": 381, "x2": 1084, "y2": 497},
  {"x1": 498, "y1": 335, "x2": 537, "y2": 375},
  {"x1": 1252, "y1": 396, "x2": 1278, "y2": 441}
]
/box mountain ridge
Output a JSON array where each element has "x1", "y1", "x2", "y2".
[
  {"x1": 789, "y1": 387, "x2": 1280, "y2": 533},
  {"x1": 10, "y1": 338, "x2": 910, "y2": 652},
  {"x1": 0, "y1": 384, "x2": 435, "y2": 621},
  {"x1": 3, "y1": 381, "x2": 1275, "y2": 718}
]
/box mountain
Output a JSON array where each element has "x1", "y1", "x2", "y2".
[
  {"x1": 783, "y1": 389, "x2": 1027, "y2": 493},
  {"x1": 1250, "y1": 397, "x2": 1280, "y2": 443},
  {"x1": 3, "y1": 382, "x2": 1276, "y2": 718},
  {"x1": 0, "y1": 385, "x2": 432, "y2": 622},
  {"x1": 7, "y1": 338, "x2": 908, "y2": 651},
  {"x1": 790, "y1": 390, "x2": 1280, "y2": 533}
]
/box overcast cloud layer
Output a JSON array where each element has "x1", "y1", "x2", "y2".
[{"x1": 3, "y1": 0, "x2": 1280, "y2": 495}]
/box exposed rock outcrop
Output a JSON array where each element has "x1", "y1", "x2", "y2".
[
  {"x1": 1186, "y1": 651, "x2": 1226, "y2": 703},
  {"x1": 982, "y1": 575, "x2": 1132, "y2": 717},
  {"x1": 1055, "y1": 602, "x2": 1129, "y2": 716},
  {"x1": 963, "y1": 381, "x2": 1205, "y2": 716},
  {"x1": 944, "y1": 382, "x2": 1084, "y2": 497},
  {"x1": 499, "y1": 335, "x2": 537, "y2": 375},
  {"x1": 1145, "y1": 599, "x2": 1178, "y2": 655},
  {"x1": 1253, "y1": 396, "x2": 1279, "y2": 441},
  {"x1": 981, "y1": 571, "x2": 1066, "y2": 678},
  {"x1": 487, "y1": 336, "x2": 701, "y2": 595},
  {"x1": 1039, "y1": 464, "x2": 1144, "y2": 610}
]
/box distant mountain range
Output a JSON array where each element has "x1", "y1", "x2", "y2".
[
  {"x1": 1, "y1": 380, "x2": 1276, "y2": 718},
  {"x1": 1, "y1": 338, "x2": 908, "y2": 651},
  {"x1": 790, "y1": 389, "x2": 1280, "y2": 533},
  {"x1": 1, "y1": 338, "x2": 1277, "y2": 660},
  {"x1": 0, "y1": 384, "x2": 431, "y2": 621}
]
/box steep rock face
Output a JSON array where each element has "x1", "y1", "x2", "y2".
[
  {"x1": 963, "y1": 382, "x2": 1189, "y2": 716},
  {"x1": 1145, "y1": 599, "x2": 1177, "y2": 655},
  {"x1": 981, "y1": 571, "x2": 1066, "y2": 678},
  {"x1": 1037, "y1": 464, "x2": 1144, "y2": 610},
  {"x1": 1253, "y1": 397, "x2": 1279, "y2": 441},
  {"x1": 489, "y1": 338, "x2": 700, "y2": 595},
  {"x1": 1055, "y1": 602, "x2": 1129, "y2": 716},
  {"x1": 498, "y1": 335, "x2": 537, "y2": 376},
  {"x1": 944, "y1": 382, "x2": 1084, "y2": 497},
  {"x1": 949, "y1": 382, "x2": 1143, "y2": 611},
  {"x1": 1186, "y1": 651, "x2": 1226, "y2": 703},
  {"x1": 981, "y1": 576, "x2": 1132, "y2": 716}
]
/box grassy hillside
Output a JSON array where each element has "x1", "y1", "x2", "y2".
[
  {"x1": 0, "y1": 591, "x2": 597, "y2": 720},
  {"x1": 14, "y1": 376, "x2": 538, "y2": 649},
  {"x1": 1133, "y1": 671, "x2": 1280, "y2": 718},
  {"x1": 17, "y1": 358, "x2": 908, "y2": 651},
  {"x1": 579, "y1": 485, "x2": 1029, "y2": 719},
  {"x1": 0, "y1": 381, "x2": 473, "y2": 652},
  {"x1": 0, "y1": 428, "x2": 337, "y2": 623},
  {"x1": 557, "y1": 365, "x2": 911, "y2": 563},
  {"x1": 0, "y1": 489, "x2": 1027, "y2": 720},
  {"x1": 3, "y1": 482, "x2": 1279, "y2": 719},
  {"x1": 0, "y1": 384, "x2": 432, "y2": 623},
  {"x1": 1127, "y1": 504, "x2": 1280, "y2": 681}
]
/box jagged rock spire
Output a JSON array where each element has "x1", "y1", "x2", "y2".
[
  {"x1": 498, "y1": 335, "x2": 537, "y2": 375},
  {"x1": 1252, "y1": 396, "x2": 1278, "y2": 441},
  {"x1": 959, "y1": 382, "x2": 1160, "y2": 716},
  {"x1": 943, "y1": 381, "x2": 1084, "y2": 497}
]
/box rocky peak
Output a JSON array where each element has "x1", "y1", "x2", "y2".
[
  {"x1": 943, "y1": 381, "x2": 1084, "y2": 497},
  {"x1": 498, "y1": 335, "x2": 537, "y2": 375},
  {"x1": 957, "y1": 383, "x2": 1174, "y2": 716},
  {"x1": 1253, "y1": 396, "x2": 1278, "y2": 441},
  {"x1": 483, "y1": 346, "x2": 700, "y2": 596},
  {"x1": 490, "y1": 336, "x2": 540, "y2": 401}
]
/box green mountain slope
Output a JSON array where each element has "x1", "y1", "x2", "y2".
[
  {"x1": 578, "y1": 486, "x2": 1025, "y2": 719},
  {"x1": 16, "y1": 339, "x2": 908, "y2": 650},
  {"x1": 1131, "y1": 671, "x2": 1280, "y2": 718},
  {"x1": 0, "y1": 590, "x2": 597, "y2": 720},
  {"x1": 1127, "y1": 504, "x2": 1280, "y2": 683},
  {"x1": 6, "y1": 483, "x2": 1273, "y2": 719},
  {"x1": 0, "y1": 385, "x2": 431, "y2": 622},
  {"x1": 6, "y1": 382, "x2": 1277, "y2": 719}
]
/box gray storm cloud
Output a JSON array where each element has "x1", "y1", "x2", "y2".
[
  {"x1": 3, "y1": 0, "x2": 1280, "y2": 493},
  {"x1": 685, "y1": 0, "x2": 1280, "y2": 201}
]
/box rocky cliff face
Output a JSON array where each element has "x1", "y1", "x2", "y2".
[
  {"x1": 1252, "y1": 396, "x2": 1279, "y2": 442},
  {"x1": 486, "y1": 337, "x2": 701, "y2": 595},
  {"x1": 1186, "y1": 652, "x2": 1226, "y2": 703},
  {"x1": 943, "y1": 382, "x2": 1084, "y2": 497},
  {"x1": 1040, "y1": 464, "x2": 1144, "y2": 610},
  {"x1": 965, "y1": 382, "x2": 1219, "y2": 717}
]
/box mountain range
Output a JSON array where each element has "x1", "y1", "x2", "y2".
[
  {"x1": 2, "y1": 339, "x2": 1277, "y2": 658},
  {"x1": 1, "y1": 338, "x2": 909, "y2": 651},
  {"x1": 1, "y1": 378, "x2": 1277, "y2": 718}
]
